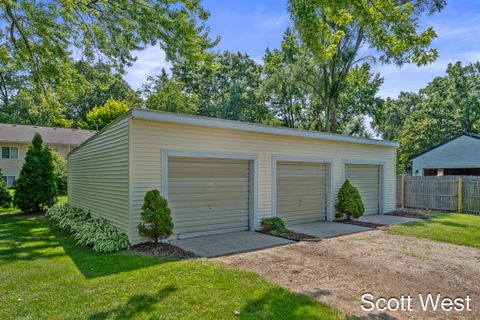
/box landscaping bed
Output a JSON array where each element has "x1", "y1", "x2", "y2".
[
  {"x1": 131, "y1": 242, "x2": 197, "y2": 258},
  {"x1": 257, "y1": 230, "x2": 321, "y2": 242},
  {"x1": 387, "y1": 209, "x2": 431, "y2": 219},
  {"x1": 335, "y1": 219, "x2": 388, "y2": 229}
]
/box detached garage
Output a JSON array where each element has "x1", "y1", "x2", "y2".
[{"x1": 68, "y1": 109, "x2": 398, "y2": 244}]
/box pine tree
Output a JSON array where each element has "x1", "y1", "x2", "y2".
[
  {"x1": 14, "y1": 134, "x2": 57, "y2": 212},
  {"x1": 137, "y1": 190, "x2": 174, "y2": 243},
  {"x1": 335, "y1": 179, "x2": 365, "y2": 220}
]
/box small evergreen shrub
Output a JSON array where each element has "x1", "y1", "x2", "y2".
[
  {"x1": 46, "y1": 205, "x2": 130, "y2": 252},
  {"x1": 261, "y1": 217, "x2": 289, "y2": 235},
  {"x1": 14, "y1": 134, "x2": 57, "y2": 212},
  {"x1": 0, "y1": 170, "x2": 12, "y2": 208},
  {"x1": 137, "y1": 190, "x2": 174, "y2": 243},
  {"x1": 335, "y1": 179, "x2": 365, "y2": 220}
]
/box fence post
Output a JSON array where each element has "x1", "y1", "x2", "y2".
[
  {"x1": 400, "y1": 174, "x2": 405, "y2": 208},
  {"x1": 457, "y1": 176, "x2": 463, "y2": 213}
]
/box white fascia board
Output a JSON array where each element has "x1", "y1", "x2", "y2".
[{"x1": 131, "y1": 108, "x2": 399, "y2": 148}]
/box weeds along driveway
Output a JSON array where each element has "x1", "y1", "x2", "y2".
[{"x1": 215, "y1": 230, "x2": 480, "y2": 320}]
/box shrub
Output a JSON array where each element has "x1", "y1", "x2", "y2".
[
  {"x1": 14, "y1": 133, "x2": 57, "y2": 212},
  {"x1": 261, "y1": 217, "x2": 289, "y2": 235},
  {"x1": 46, "y1": 205, "x2": 130, "y2": 252},
  {"x1": 0, "y1": 169, "x2": 12, "y2": 208},
  {"x1": 137, "y1": 190, "x2": 174, "y2": 243},
  {"x1": 335, "y1": 179, "x2": 365, "y2": 220}
]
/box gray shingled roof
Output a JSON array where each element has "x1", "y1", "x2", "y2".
[{"x1": 0, "y1": 123, "x2": 96, "y2": 146}]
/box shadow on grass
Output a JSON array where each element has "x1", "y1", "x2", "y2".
[
  {"x1": 0, "y1": 212, "x2": 171, "y2": 279},
  {"x1": 239, "y1": 287, "x2": 343, "y2": 320},
  {"x1": 89, "y1": 285, "x2": 177, "y2": 319}
]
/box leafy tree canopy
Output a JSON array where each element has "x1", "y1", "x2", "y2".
[
  {"x1": 85, "y1": 98, "x2": 130, "y2": 130},
  {"x1": 0, "y1": 0, "x2": 217, "y2": 94}
]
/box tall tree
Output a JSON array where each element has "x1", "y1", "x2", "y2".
[
  {"x1": 398, "y1": 62, "x2": 480, "y2": 170},
  {"x1": 142, "y1": 69, "x2": 198, "y2": 114},
  {"x1": 172, "y1": 51, "x2": 268, "y2": 123},
  {"x1": 288, "y1": 0, "x2": 445, "y2": 132},
  {"x1": 260, "y1": 29, "x2": 312, "y2": 129},
  {"x1": 372, "y1": 92, "x2": 421, "y2": 141}
]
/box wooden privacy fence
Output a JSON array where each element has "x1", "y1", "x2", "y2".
[{"x1": 397, "y1": 175, "x2": 480, "y2": 213}]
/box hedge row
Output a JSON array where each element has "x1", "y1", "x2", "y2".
[{"x1": 46, "y1": 205, "x2": 130, "y2": 253}]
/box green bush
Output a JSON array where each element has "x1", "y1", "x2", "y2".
[
  {"x1": 0, "y1": 169, "x2": 12, "y2": 208},
  {"x1": 335, "y1": 179, "x2": 365, "y2": 220},
  {"x1": 14, "y1": 133, "x2": 57, "y2": 212},
  {"x1": 46, "y1": 205, "x2": 130, "y2": 252},
  {"x1": 261, "y1": 217, "x2": 289, "y2": 235},
  {"x1": 137, "y1": 190, "x2": 174, "y2": 243}
]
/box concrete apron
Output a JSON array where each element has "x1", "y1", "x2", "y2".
[
  {"x1": 170, "y1": 231, "x2": 294, "y2": 258},
  {"x1": 287, "y1": 221, "x2": 372, "y2": 239}
]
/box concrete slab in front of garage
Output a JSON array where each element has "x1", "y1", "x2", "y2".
[
  {"x1": 170, "y1": 231, "x2": 294, "y2": 257},
  {"x1": 288, "y1": 221, "x2": 372, "y2": 238}
]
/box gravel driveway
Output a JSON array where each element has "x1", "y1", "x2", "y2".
[{"x1": 214, "y1": 230, "x2": 480, "y2": 319}]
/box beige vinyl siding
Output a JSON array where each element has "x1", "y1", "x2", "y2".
[
  {"x1": 130, "y1": 119, "x2": 396, "y2": 243},
  {"x1": 168, "y1": 157, "x2": 249, "y2": 238},
  {"x1": 276, "y1": 161, "x2": 327, "y2": 223},
  {"x1": 345, "y1": 164, "x2": 380, "y2": 215},
  {"x1": 68, "y1": 117, "x2": 130, "y2": 235}
]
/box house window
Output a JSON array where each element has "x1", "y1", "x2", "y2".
[
  {"x1": 1, "y1": 147, "x2": 19, "y2": 159},
  {"x1": 2, "y1": 176, "x2": 15, "y2": 188}
]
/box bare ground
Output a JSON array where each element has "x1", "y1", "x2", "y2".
[{"x1": 214, "y1": 230, "x2": 480, "y2": 320}]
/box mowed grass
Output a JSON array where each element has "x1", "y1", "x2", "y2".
[
  {"x1": 0, "y1": 213, "x2": 344, "y2": 320},
  {"x1": 389, "y1": 213, "x2": 480, "y2": 248}
]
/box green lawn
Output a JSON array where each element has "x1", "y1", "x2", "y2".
[
  {"x1": 0, "y1": 212, "x2": 344, "y2": 320},
  {"x1": 389, "y1": 213, "x2": 480, "y2": 248}
]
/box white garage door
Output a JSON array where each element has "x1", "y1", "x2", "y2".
[
  {"x1": 345, "y1": 164, "x2": 380, "y2": 215},
  {"x1": 276, "y1": 161, "x2": 327, "y2": 224},
  {"x1": 168, "y1": 157, "x2": 250, "y2": 238}
]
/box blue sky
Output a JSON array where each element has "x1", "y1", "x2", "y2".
[{"x1": 124, "y1": 0, "x2": 480, "y2": 99}]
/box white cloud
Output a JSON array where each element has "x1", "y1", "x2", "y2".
[{"x1": 124, "y1": 46, "x2": 171, "y2": 90}]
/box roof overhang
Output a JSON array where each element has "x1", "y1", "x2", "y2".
[{"x1": 131, "y1": 108, "x2": 399, "y2": 148}]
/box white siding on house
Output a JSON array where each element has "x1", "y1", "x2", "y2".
[
  {"x1": 412, "y1": 135, "x2": 480, "y2": 176},
  {"x1": 130, "y1": 119, "x2": 396, "y2": 243},
  {"x1": 68, "y1": 117, "x2": 130, "y2": 236}
]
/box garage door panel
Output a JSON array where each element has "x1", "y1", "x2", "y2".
[
  {"x1": 277, "y1": 161, "x2": 327, "y2": 223},
  {"x1": 345, "y1": 164, "x2": 380, "y2": 216},
  {"x1": 168, "y1": 157, "x2": 250, "y2": 237}
]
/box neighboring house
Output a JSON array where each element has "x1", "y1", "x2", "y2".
[
  {"x1": 68, "y1": 109, "x2": 398, "y2": 244},
  {"x1": 411, "y1": 133, "x2": 480, "y2": 176},
  {"x1": 0, "y1": 123, "x2": 95, "y2": 187}
]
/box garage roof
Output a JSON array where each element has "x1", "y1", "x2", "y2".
[{"x1": 130, "y1": 109, "x2": 399, "y2": 147}]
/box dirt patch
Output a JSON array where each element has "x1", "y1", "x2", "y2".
[
  {"x1": 388, "y1": 209, "x2": 432, "y2": 219},
  {"x1": 214, "y1": 230, "x2": 480, "y2": 319},
  {"x1": 131, "y1": 242, "x2": 197, "y2": 258},
  {"x1": 257, "y1": 230, "x2": 321, "y2": 242}
]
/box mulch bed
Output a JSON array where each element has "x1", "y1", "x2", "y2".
[
  {"x1": 335, "y1": 219, "x2": 388, "y2": 229},
  {"x1": 257, "y1": 230, "x2": 322, "y2": 242},
  {"x1": 131, "y1": 242, "x2": 197, "y2": 259},
  {"x1": 387, "y1": 210, "x2": 431, "y2": 219}
]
